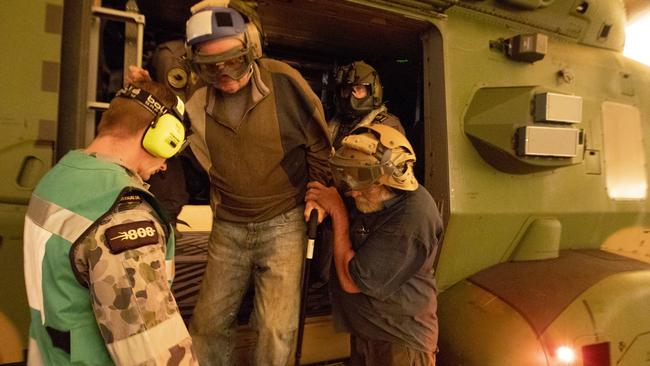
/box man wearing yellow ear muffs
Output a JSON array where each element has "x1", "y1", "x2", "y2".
[{"x1": 23, "y1": 80, "x2": 198, "y2": 365}]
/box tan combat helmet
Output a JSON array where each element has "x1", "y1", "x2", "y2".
[{"x1": 330, "y1": 124, "x2": 418, "y2": 191}]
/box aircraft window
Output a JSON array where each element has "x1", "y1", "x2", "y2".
[
  {"x1": 599, "y1": 24, "x2": 612, "y2": 39},
  {"x1": 601, "y1": 101, "x2": 647, "y2": 200}
]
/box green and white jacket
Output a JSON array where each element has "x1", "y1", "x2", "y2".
[{"x1": 23, "y1": 150, "x2": 192, "y2": 365}]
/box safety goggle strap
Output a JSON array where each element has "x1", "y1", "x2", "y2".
[{"x1": 191, "y1": 45, "x2": 251, "y2": 65}]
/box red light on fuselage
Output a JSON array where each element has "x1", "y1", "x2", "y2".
[{"x1": 582, "y1": 342, "x2": 610, "y2": 366}]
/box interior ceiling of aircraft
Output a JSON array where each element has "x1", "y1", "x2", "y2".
[
  {"x1": 134, "y1": 0, "x2": 649, "y2": 60},
  {"x1": 135, "y1": 0, "x2": 649, "y2": 29},
  {"x1": 136, "y1": 0, "x2": 428, "y2": 61}
]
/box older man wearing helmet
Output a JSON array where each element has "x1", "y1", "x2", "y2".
[
  {"x1": 184, "y1": 4, "x2": 332, "y2": 366},
  {"x1": 130, "y1": 2, "x2": 332, "y2": 365},
  {"x1": 306, "y1": 124, "x2": 442, "y2": 366}
]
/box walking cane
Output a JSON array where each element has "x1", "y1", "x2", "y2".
[{"x1": 295, "y1": 209, "x2": 319, "y2": 366}]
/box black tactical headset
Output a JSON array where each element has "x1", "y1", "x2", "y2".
[{"x1": 115, "y1": 85, "x2": 189, "y2": 159}]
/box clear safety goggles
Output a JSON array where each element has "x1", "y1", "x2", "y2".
[
  {"x1": 329, "y1": 160, "x2": 387, "y2": 191},
  {"x1": 191, "y1": 46, "x2": 252, "y2": 82}
]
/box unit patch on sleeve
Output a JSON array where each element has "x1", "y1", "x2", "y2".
[{"x1": 104, "y1": 220, "x2": 159, "y2": 254}]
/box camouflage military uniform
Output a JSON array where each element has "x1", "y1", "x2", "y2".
[
  {"x1": 72, "y1": 195, "x2": 196, "y2": 365},
  {"x1": 328, "y1": 105, "x2": 405, "y2": 149},
  {"x1": 23, "y1": 150, "x2": 197, "y2": 366}
]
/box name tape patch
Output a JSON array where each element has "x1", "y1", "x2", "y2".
[
  {"x1": 105, "y1": 220, "x2": 159, "y2": 254},
  {"x1": 119, "y1": 194, "x2": 142, "y2": 203}
]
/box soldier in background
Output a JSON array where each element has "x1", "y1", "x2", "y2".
[
  {"x1": 23, "y1": 80, "x2": 197, "y2": 365},
  {"x1": 313, "y1": 61, "x2": 407, "y2": 284},
  {"x1": 329, "y1": 61, "x2": 405, "y2": 148}
]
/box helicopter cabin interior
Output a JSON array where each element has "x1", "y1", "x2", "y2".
[
  {"x1": 90, "y1": 1, "x2": 444, "y2": 363},
  {"x1": 99, "y1": 0, "x2": 444, "y2": 189}
]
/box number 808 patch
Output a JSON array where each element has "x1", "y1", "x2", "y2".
[{"x1": 104, "y1": 220, "x2": 160, "y2": 254}]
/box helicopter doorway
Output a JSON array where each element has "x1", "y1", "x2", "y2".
[{"x1": 96, "y1": 0, "x2": 443, "y2": 364}]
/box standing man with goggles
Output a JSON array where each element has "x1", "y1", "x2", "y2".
[
  {"x1": 329, "y1": 61, "x2": 405, "y2": 149},
  {"x1": 23, "y1": 80, "x2": 197, "y2": 365},
  {"x1": 306, "y1": 124, "x2": 441, "y2": 366},
  {"x1": 129, "y1": 3, "x2": 332, "y2": 365}
]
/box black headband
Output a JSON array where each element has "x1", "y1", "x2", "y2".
[{"x1": 115, "y1": 85, "x2": 183, "y2": 122}]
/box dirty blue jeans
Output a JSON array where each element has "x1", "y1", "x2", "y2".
[{"x1": 189, "y1": 206, "x2": 306, "y2": 366}]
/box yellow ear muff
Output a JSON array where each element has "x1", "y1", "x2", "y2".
[{"x1": 142, "y1": 114, "x2": 186, "y2": 158}]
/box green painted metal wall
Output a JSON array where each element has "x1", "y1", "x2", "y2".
[{"x1": 0, "y1": 1, "x2": 62, "y2": 363}]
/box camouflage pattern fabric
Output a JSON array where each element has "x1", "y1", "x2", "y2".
[
  {"x1": 328, "y1": 105, "x2": 405, "y2": 149},
  {"x1": 72, "y1": 196, "x2": 197, "y2": 365}
]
